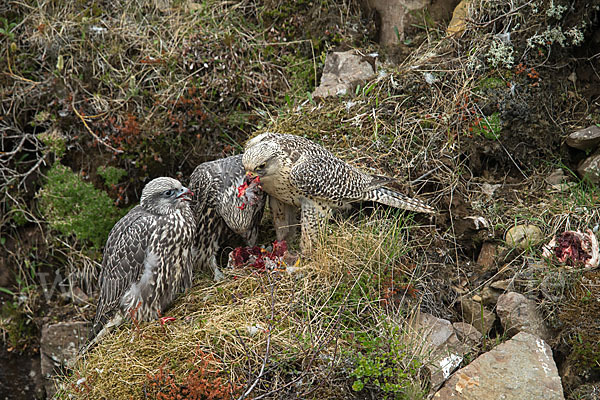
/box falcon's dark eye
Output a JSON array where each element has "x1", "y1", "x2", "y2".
[
  {"x1": 257, "y1": 162, "x2": 267, "y2": 170},
  {"x1": 164, "y1": 189, "x2": 175, "y2": 197}
]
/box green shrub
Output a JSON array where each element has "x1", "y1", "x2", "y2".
[
  {"x1": 97, "y1": 166, "x2": 127, "y2": 187},
  {"x1": 0, "y1": 301, "x2": 37, "y2": 350},
  {"x1": 38, "y1": 163, "x2": 126, "y2": 249},
  {"x1": 350, "y1": 322, "x2": 426, "y2": 399}
]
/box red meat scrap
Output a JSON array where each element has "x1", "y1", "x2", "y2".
[
  {"x1": 542, "y1": 229, "x2": 599, "y2": 269},
  {"x1": 237, "y1": 175, "x2": 261, "y2": 210},
  {"x1": 228, "y1": 240, "x2": 290, "y2": 272}
]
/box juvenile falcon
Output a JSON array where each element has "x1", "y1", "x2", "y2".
[
  {"x1": 85, "y1": 177, "x2": 195, "y2": 351},
  {"x1": 242, "y1": 132, "x2": 435, "y2": 254},
  {"x1": 189, "y1": 154, "x2": 265, "y2": 281}
]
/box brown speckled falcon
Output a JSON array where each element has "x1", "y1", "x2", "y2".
[
  {"x1": 85, "y1": 177, "x2": 195, "y2": 351},
  {"x1": 242, "y1": 132, "x2": 435, "y2": 254},
  {"x1": 189, "y1": 155, "x2": 265, "y2": 281}
]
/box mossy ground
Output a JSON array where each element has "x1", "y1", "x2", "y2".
[{"x1": 1, "y1": 0, "x2": 600, "y2": 399}]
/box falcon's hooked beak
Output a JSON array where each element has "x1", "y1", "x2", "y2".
[
  {"x1": 244, "y1": 171, "x2": 260, "y2": 186},
  {"x1": 243, "y1": 171, "x2": 254, "y2": 184},
  {"x1": 176, "y1": 187, "x2": 193, "y2": 202}
]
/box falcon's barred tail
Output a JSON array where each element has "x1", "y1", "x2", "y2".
[
  {"x1": 78, "y1": 312, "x2": 123, "y2": 357},
  {"x1": 368, "y1": 187, "x2": 435, "y2": 214},
  {"x1": 366, "y1": 175, "x2": 397, "y2": 191}
]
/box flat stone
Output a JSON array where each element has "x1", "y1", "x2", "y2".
[
  {"x1": 496, "y1": 292, "x2": 551, "y2": 342},
  {"x1": 60, "y1": 286, "x2": 89, "y2": 305},
  {"x1": 433, "y1": 332, "x2": 564, "y2": 399},
  {"x1": 566, "y1": 125, "x2": 600, "y2": 151},
  {"x1": 40, "y1": 321, "x2": 90, "y2": 397},
  {"x1": 505, "y1": 224, "x2": 544, "y2": 250},
  {"x1": 481, "y1": 279, "x2": 514, "y2": 306},
  {"x1": 407, "y1": 312, "x2": 468, "y2": 391},
  {"x1": 312, "y1": 50, "x2": 376, "y2": 98},
  {"x1": 545, "y1": 168, "x2": 568, "y2": 186},
  {"x1": 368, "y1": 0, "x2": 458, "y2": 44},
  {"x1": 577, "y1": 151, "x2": 600, "y2": 186},
  {"x1": 458, "y1": 298, "x2": 496, "y2": 335}
]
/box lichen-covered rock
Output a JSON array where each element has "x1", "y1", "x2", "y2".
[
  {"x1": 433, "y1": 332, "x2": 564, "y2": 399},
  {"x1": 505, "y1": 224, "x2": 544, "y2": 249},
  {"x1": 312, "y1": 50, "x2": 376, "y2": 98},
  {"x1": 566, "y1": 125, "x2": 600, "y2": 151}
]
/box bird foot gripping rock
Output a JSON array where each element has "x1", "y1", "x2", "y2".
[{"x1": 237, "y1": 174, "x2": 262, "y2": 210}]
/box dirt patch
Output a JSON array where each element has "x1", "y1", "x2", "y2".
[{"x1": 0, "y1": 347, "x2": 44, "y2": 399}]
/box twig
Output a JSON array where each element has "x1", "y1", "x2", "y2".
[
  {"x1": 71, "y1": 100, "x2": 123, "y2": 154},
  {"x1": 234, "y1": 328, "x2": 253, "y2": 392},
  {"x1": 466, "y1": 1, "x2": 534, "y2": 28},
  {"x1": 5, "y1": 48, "x2": 40, "y2": 85},
  {"x1": 411, "y1": 166, "x2": 441, "y2": 185}
]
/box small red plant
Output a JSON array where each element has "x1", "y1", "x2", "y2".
[
  {"x1": 515, "y1": 63, "x2": 527, "y2": 74},
  {"x1": 145, "y1": 350, "x2": 242, "y2": 400},
  {"x1": 379, "y1": 265, "x2": 419, "y2": 308}
]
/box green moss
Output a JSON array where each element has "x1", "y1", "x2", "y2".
[
  {"x1": 97, "y1": 166, "x2": 127, "y2": 187},
  {"x1": 38, "y1": 163, "x2": 126, "y2": 249},
  {"x1": 9, "y1": 206, "x2": 27, "y2": 227},
  {"x1": 472, "y1": 112, "x2": 502, "y2": 140},
  {"x1": 476, "y1": 76, "x2": 505, "y2": 90},
  {"x1": 279, "y1": 54, "x2": 316, "y2": 100}
]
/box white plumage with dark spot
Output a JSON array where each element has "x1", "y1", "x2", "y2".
[
  {"x1": 189, "y1": 154, "x2": 265, "y2": 280},
  {"x1": 242, "y1": 132, "x2": 435, "y2": 253},
  {"x1": 86, "y1": 177, "x2": 195, "y2": 349}
]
